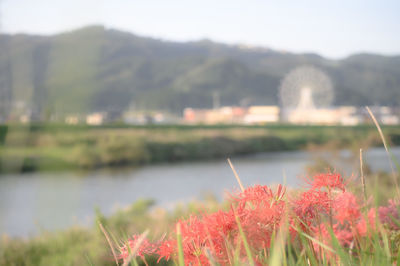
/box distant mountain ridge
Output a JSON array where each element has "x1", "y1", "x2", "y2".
[{"x1": 0, "y1": 25, "x2": 399, "y2": 117}]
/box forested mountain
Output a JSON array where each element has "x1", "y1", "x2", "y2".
[{"x1": 0, "y1": 25, "x2": 399, "y2": 117}]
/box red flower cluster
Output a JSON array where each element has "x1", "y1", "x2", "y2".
[
  {"x1": 118, "y1": 172, "x2": 400, "y2": 265},
  {"x1": 119, "y1": 235, "x2": 158, "y2": 261},
  {"x1": 306, "y1": 172, "x2": 346, "y2": 191}
]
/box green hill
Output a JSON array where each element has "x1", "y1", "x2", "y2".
[{"x1": 0, "y1": 25, "x2": 399, "y2": 118}]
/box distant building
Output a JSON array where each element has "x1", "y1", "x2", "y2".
[
  {"x1": 381, "y1": 115, "x2": 399, "y2": 125},
  {"x1": 337, "y1": 106, "x2": 362, "y2": 126},
  {"x1": 183, "y1": 107, "x2": 246, "y2": 124},
  {"x1": 378, "y1": 107, "x2": 399, "y2": 125},
  {"x1": 243, "y1": 106, "x2": 280, "y2": 124},
  {"x1": 218, "y1": 106, "x2": 246, "y2": 123},
  {"x1": 153, "y1": 112, "x2": 177, "y2": 124},
  {"x1": 286, "y1": 106, "x2": 362, "y2": 125},
  {"x1": 362, "y1": 106, "x2": 399, "y2": 125},
  {"x1": 123, "y1": 111, "x2": 179, "y2": 125},
  {"x1": 184, "y1": 108, "x2": 208, "y2": 123},
  {"x1": 86, "y1": 112, "x2": 106, "y2": 125},
  {"x1": 287, "y1": 108, "x2": 338, "y2": 125},
  {"x1": 183, "y1": 104, "x2": 397, "y2": 126},
  {"x1": 340, "y1": 115, "x2": 361, "y2": 126}
]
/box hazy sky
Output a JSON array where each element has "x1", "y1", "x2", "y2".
[{"x1": 2, "y1": 0, "x2": 399, "y2": 58}]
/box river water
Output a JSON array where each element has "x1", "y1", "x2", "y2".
[{"x1": 0, "y1": 147, "x2": 399, "y2": 237}]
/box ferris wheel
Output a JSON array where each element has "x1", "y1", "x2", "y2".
[{"x1": 279, "y1": 66, "x2": 334, "y2": 110}]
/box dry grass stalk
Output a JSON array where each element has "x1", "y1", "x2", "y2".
[
  {"x1": 227, "y1": 158, "x2": 245, "y2": 192},
  {"x1": 365, "y1": 106, "x2": 399, "y2": 195},
  {"x1": 360, "y1": 148, "x2": 367, "y2": 201},
  {"x1": 122, "y1": 230, "x2": 149, "y2": 266},
  {"x1": 99, "y1": 222, "x2": 119, "y2": 266}
]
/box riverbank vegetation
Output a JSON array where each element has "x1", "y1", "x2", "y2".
[
  {"x1": 1, "y1": 167, "x2": 399, "y2": 265},
  {"x1": 1, "y1": 123, "x2": 400, "y2": 174}
]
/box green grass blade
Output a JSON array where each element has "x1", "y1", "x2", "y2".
[
  {"x1": 326, "y1": 228, "x2": 352, "y2": 265},
  {"x1": 234, "y1": 210, "x2": 255, "y2": 266},
  {"x1": 176, "y1": 223, "x2": 185, "y2": 266},
  {"x1": 233, "y1": 237, "x2": 242, "y2": 266},
  {"x1": 269, "y1": 229, "x2": 288, "y2": 266}
]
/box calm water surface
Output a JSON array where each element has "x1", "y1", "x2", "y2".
[{"x1": 0, "y1": 147, "x2": 399, "y2": 237}]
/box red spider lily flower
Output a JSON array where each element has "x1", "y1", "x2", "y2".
[
  {"x1": 203, "y1": 210, "x2": 236, "y2": 237},
  {"x1": 202, "y1": 210, "x2": 237, "y2": 261},
  {"x1": 119, "y1": 235, "x2": 158, "y2": 262},
  {"x1": 379, "y1": 199, "x2": 400, "y2": 230},
  {"x1": 157, "y1": 239, "x2": 176, "y2": 263},
  {"x1": 232, "y1": 184, "x2": 287, "y2": 212},
  {"x1": 333, "y1": 192, "x2": 361, "y2": 225},
  {"x1": 239, "y1": 199, "x2": 286, "y2": 250},
  {"x1": 368, "y1": 208, "x2": 376, "y2": 228},
  {"x1": 293, "y1": 189, "x2": 330, "y2": 228},
  {"x1": 179, "y1": 240, "x2": 209, "y2": 265},
  {"x1": 158, "y1": 220, "x2": 215, "y2": 264},
  {"x1": 231, "y1": 185, "x2": 287, "y2": 251},
  {"x1": 356, "y1": 208, "x2": 376, "y2": 236},
  {"x1": 306, "y1": 172, "x2": 346, "y2": 191},
  {"x1": 274, "y1": 184, "x2": 286, "y2": 202},
  {"x1": 310, "y1": 222, "x2": 338, "y2": 259},
  {"x1": 157, "y1": 211, "x2": 237, "y2": 265},
  {"x1": 311, "y1": 223, "x2": 332, "y2": 248},
  {"x1": 312, "y1": 223, "x2": 353, "y2": 248},
  {"x1": 355, "y1": 218, "x2": 367, "y2": 236},
  {"x1": 178, "y1": 216, "x2": 209, "y2": 264},
  {"x1": 333, "y1": 226, "x2": 354, "y2": 246},
  {"x1": 232, "y1": 185, "x2": 274, "y2": 206}
]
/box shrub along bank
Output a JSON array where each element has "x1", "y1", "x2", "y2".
[{"x1": 0, "y1": 124, "x2": 399, "y2": 173}]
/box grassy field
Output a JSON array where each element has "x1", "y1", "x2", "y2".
[{"x1": 1, "y1": 123, "x2": 400, "y2": 174}]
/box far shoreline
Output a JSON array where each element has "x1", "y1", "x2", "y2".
[{"x1": 0, "y1": 123, "x2": 399, "y2": 175}]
